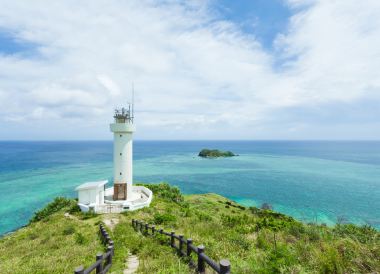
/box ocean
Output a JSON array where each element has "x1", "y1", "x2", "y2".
[{"x1": 0, "y1": 140, "x2": 379, "y2": 235}]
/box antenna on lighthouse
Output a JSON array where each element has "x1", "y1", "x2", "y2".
[{"x1": 131, "y1": 82, "x2": 135, "y2": 123}]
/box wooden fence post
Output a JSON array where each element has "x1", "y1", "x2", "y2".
[
  {"x1": 129, "y1": 220, "x2": 231, "y2": 274},
  {"x1": 74, "y1": 266, "x2": 84, "y2": 274},
  {"x1": 170, "y1": 231, "x2": 175, "y2": 247},
  {"x1": 197, "y1": 245, "x2": 205, "y2": 274},
  {"x1": 186, "y1": 238, "x2": 193, "y2": 256},
  {"x1": 96, "y1": 252, "x2": 103, "y2": 274},
  {"x1": 219, "y1": 259, "x2": 231, "y2": 274},
  {"x1": 109, "y1": 240, "x2": 114, "y2": 255},
  {"x1": 178, "y1": 235, "x2": 184, "y2": 255},
  {"x1": 107, "y1": 245, "x2": 113, "y2": 265}
]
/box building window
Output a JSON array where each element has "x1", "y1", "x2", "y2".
[
  {"x1": 120, "y1": 153, "x2": 122, "y2": 156},
  {"x1": 120, "y1": 134, "x2": 122, "y2": 137},
  {"x1": 120, "y1": 172, "x2": 122, "y2": 175}
]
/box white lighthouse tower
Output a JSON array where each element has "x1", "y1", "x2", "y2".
[
  {"x1": 75, "y1": 102, "x2": 152, "y2": 213},
  {"x1": 111, "y1": 106, "x2": 135, "y2": 200}
]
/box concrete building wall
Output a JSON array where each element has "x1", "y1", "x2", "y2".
[{"x1": 78, "y1": 189, "x2": 98, "y2": 205}]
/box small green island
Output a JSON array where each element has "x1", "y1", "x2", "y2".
[{"x1": 198, "y1": 148, "x2": 236, "y2": 158}]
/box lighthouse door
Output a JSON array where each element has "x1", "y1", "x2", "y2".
[{"x1": 113, "y1": 183, "x2": 127, "y2": 200}]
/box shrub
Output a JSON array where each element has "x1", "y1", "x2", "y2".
[
  {"x1": 74, "y1": 232, "x2": 86, "y2": 245},
  {"x1": 230, "y1": 234, "x2": 251, "y2": 251},
  {"x1": 68, "y1": 203, "x2": 81, "y2": 214},
  {"x1": 180, "y1": 202, "x2": 191, "y2": 217},
  {"x1": 265, "y1": 244, "x2": 297, "y2": 273},
  {"x1": 221, "y1": 214, "x2": 248, "y2": 227},
  {"x1": 287, "y1": 223, "x2": 306, "y2": 238},
  {"x1": 63, "y1": 225, "x2": 76, "y2": 235},
  {"x1": 256, "y1": 216, "x2": 296, "y2": 231},
  {"x1": 182, "y1": 208, "x2": 192, "y2": 217},
  {"x1": 79, "y1": 211, "x2": 97, "y2": 220},
  {"x1": 28, "y1": 233, "x2": 38, "y2": 240},
  {"x1": 333, "y1": 224, "x2": 378, "y2": 244},
  {"x1": 256, "y1": 231, "x2": 271, "y2": 249},
  {"x1": 319, "y1": 246, "x2": 344, "y2": 274},
  {"x1": 195, "y1": 211, "x2": 212, "y2": 221},
  {"x1": 249, "y1": 206, "x2": 260, "y2": 214},
  {"x1": 153, "y1": 213, "x2": 176, "y2": 225},
  {"x1": 139, "y1": 183, "x2": 184, "y2": 203},
  {"x1": 30, "y1": 197, "x2": 74, "y2": 223},
  {"x1": 305, "y1": 225, "x2": 321, "y2": 242}
]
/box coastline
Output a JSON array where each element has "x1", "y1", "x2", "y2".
[
  {"x1": 1, "y1": 140, "x2": 380, "y2": 234},
  {"x1": 2, "y1": 191, "x2": 378, "y2": 239},
  {"x1": 1, "y1": 185, "x2": 379, "y2": 273}
]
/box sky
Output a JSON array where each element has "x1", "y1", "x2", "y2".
[{"x1": 0, "y1": 0, "x2": 380, "y2": 140}]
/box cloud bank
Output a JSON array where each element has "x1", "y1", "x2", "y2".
[{"x1": 0, "y1": 0, "x2": 379, "y2": 140}]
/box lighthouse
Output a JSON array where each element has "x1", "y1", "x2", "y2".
[
  {"x1": 110, "y1": 106, "x2": 135, "y2": 200},
  {"x1": 75, "y1": 103, "x2": 152, "y2": 213}
]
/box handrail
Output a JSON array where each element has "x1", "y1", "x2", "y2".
[
  {"x1": 74, "y1": 224, "x2": 114, "y2": 274},
  {"x1": 132, "y1": 219, "x2": 231, "y2": 274},
  {"x1": 200, "y1": 252, "x2": 220, "y2": 272}
]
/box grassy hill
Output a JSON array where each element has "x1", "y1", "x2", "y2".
[{"x1": 0, "y1": 183, "x2": 379, "y2": 273}]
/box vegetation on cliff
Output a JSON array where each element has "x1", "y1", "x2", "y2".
[
  {"x1": 0, "y1": 183, "x2": 379, "y2": 273},
  {"x1": 198, "y1": 149, "x2": 236, "y2": 158}
]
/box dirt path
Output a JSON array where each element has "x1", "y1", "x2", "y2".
[
  {"x1": 102, "y1": 216, "x2": 139, "y2": 273},
  {"x1": 123, "y1": 253, "x2": 139, "y2": 274},
  {"x1": 102, "y1": 217, "x2": 120, "y2": 230}
]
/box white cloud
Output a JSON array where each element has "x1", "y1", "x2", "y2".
[
  {"x1": 0, "y1": 0, "x2": 379, "y2": 139},
  {"x1": 97, "y1": 74, "x2": 121, "y2": 97}
]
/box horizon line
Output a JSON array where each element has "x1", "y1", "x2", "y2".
[{"x1": 1, "y1": 139, "x2": 380, "y2": 142}]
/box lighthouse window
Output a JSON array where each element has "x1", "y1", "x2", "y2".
[
  {"x1": 120, "y1": 134, "x2": 122, "y2": 137},
  {"x1": 120, "y1": 153, "x2": 122, "y2": 156},
  {"x1": 120, "y1": 172, "x2": 122, "y2": 175}
]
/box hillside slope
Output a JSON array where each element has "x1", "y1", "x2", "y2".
[{"x1": 0, "y1": 183, "x2": 379, "y2": 273}]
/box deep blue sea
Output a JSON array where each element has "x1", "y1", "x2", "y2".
[{"x1": 1, "y1": 140, "x2": 380, "y2": 235}]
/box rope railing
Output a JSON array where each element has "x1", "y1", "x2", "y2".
[
  {"x1": 132, "y1": 219, "x2": 231, "y2": 274},
  {"x1": 74, "y1": 224, "x2": 114, "y2": 274}
]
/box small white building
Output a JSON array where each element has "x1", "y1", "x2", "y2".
[
  {"x1": 76, "y1": 105, "x2": 152, "y2": 213},
  {"x1": 76, "y1": 180, "x2": 107, "y2": 212}
]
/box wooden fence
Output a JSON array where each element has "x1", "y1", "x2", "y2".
[
  {"x1": 132, "y1": 219, "x2": 231, "y2": 274},
  {"x1": 74, "y1": 224, "x2": 114, "y2": 274}
]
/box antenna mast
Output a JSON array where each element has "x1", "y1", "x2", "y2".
[{"x1": 131, "y1": 82, "x2": 135, "y2": 123}]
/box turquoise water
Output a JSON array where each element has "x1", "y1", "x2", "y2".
[{"x1": 1, "y1": 141, "x2": 380, "y2": 235}]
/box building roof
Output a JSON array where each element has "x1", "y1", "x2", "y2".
[{"x1": 75, "y1": 180, "x2": 108, "y2": 191}]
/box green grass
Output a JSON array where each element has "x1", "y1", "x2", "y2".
[
  {"x1": 0, "y1": 208, "x2": 103, "y2": 273},
  {"x1": 0, "y1": 183, "x2": 379, "y2": 273}
]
